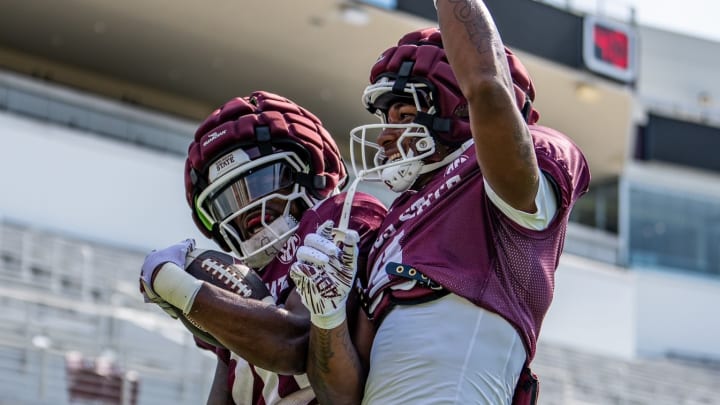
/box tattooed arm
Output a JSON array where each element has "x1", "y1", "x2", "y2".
[
  {"x1": 305, "y1": 303, "x2": 374, "y2": 405},
  {"x1": 290, "y1": 221, "x2": 371, "y2": 404},
  {"x1": 437, "y1": 0, "x2": 540, "y2": 213}
]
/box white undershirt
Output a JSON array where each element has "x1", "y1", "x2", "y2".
[
  {"x1": 363, "y1": 170, "x2": 558, "y2": 404},
  {"x1": 484, "y1": 171, "x2": 558, "y2": 230},
  {"x1": 363, "y1": 294, "x2": 527, "y2": 405}
]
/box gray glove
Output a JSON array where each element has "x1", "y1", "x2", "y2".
[{"x1": 139, "y1": 239, "x2": 195, "y2": 318}]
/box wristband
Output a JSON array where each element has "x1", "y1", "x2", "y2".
[
  {"x1": 310, "y1": 308, "x2": 347, "y2": 330},
  {"x1": 153, "y1": 262, "x2": 203, "y2": 314}
]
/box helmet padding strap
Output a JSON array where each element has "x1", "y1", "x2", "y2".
[
  {"x1": 414, "y1": 111, "x2": 454, "y2": 146},
  {"x1": 295, "y1": 173, "x2": 327, "y2": 199},
  {"x1": 392, "y1": 61, "x2": 415, "y2": 95},
  {"x1": 255, "y1": 126, "x2": 273, "y2": 156}
]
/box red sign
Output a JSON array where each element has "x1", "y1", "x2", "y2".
[{"x1": 583, "y1": 16, "x2": 637, "y2": 82}]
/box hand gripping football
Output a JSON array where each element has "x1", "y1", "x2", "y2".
[{"x1": 179, "y1": 248, "x2": 273, "y2": 347}]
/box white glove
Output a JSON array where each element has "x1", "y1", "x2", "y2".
[{"x1": 289, "y1": 220, "x2": 360, "y2": 329}]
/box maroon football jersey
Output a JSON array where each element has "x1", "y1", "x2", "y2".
[
  {"x1": 364, "y1": 125, "x2": 589, "y2": 360},
  {"x1": 200, "y1": 191, "x2": 386, "y2": 405}
]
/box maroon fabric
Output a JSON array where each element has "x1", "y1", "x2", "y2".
[
  {"x1": 512, "y1": 366, "x2": 540, "y2": 405},
  {"x1": 364, "y1": 125, "x2": 589, "y2": 360}
]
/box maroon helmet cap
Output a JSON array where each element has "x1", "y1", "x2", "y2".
[
  {"x1": 369, "y1": 27, "x2": 539, "y2": 144},
  {"x1": 185, "y1": 91, "x2": 347, "y2": 239}
]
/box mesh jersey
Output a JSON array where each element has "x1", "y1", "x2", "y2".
[
  {"x1": 200, "y1": 191, "x2": 386, "y2": 405},
  {"x1": 363, "y1": 125, "x2": 589, "y2": 360}
]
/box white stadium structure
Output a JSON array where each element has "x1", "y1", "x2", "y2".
[{"x1": 0, "y1": 0, "x2": 719, "y2": 404}]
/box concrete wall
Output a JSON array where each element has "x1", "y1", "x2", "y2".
[{"x1": 0, "y1": 110, "x2": 206, "y2": 253}]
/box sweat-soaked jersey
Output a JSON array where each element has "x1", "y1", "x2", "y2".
[
  {"x1": 363, "y1": 125, "x2": 589, "y2": 360},
  {"x1": 200, "y1": 191, "x2": 386, "y2": 405}
]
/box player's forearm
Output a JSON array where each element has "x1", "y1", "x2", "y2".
[
  {"x1": 307, "y1": 324, "x2": 365, "y2": 405},
  {"x1": 438, "y1": 0, "x2": 539, "y2": 210},
  {"x1": 437, "y1": 0, "x2": 509, "y2": 99},
  {"x1": 189, "y1": 285, "x2": 310, "y2": 374}
]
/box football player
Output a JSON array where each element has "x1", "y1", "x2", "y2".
[
  {"x1": 289, "y1": 1, "x2": 591, "y2": 404},
  {"x1": 139, "y1": 91, "x2": 386, "y2": 404}
]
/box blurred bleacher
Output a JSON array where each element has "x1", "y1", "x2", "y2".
[
  {"x1": 533, "y1": 341, "x2": 720, "y2": 404},
  {"x1": 0, "y1": 220, "x2": 215, "y2": 405},
  {"x1": 1, "y1": 219, "x2": 719, "y2": 404}
]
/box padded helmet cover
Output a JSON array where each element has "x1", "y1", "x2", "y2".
[
  {"x1": 369, "y1": 27, "x2": 539, "y2": 144},
  {"x1": 185, "y1": 91, "x2": 347, "y2": 238}
]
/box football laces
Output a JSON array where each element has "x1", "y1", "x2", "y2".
[{"x1": 200, "y1": 258, "x2": 254, "y2": 298}]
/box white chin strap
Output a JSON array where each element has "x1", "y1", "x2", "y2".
[
  {"x1": 381, "y1": 156, "x2": 424, "y2": 192},
  {"x1": 239, "y1": 215, "x2": 297, "y2": 269},
  {"x1": 381, "y1": 140, "x2": 473, "y2": 193}
]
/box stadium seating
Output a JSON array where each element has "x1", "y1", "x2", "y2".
[
  {"x1": 1, "y1": 220, "x2": 719, "y2": 404},
  {"x1": 0, "y1": 221, "x2": 215, "y2": 404}
]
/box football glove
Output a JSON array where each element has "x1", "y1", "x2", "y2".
[
  {"x1": 139, "y1": 239, "x2": 203, "y2": 316},
  {"x1": 289, "y1": 220, "x2": 359, "y2": 329}
]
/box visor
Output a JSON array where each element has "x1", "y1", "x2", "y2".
[{"x1": 206, "y1": 161, "x2": 295, "y2": 222}]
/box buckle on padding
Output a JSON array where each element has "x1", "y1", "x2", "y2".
[{"x1": 385, "y1": 262, "x2": 443, "y2": 290}]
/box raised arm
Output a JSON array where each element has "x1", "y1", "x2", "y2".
[{"x1": 437, "y1": 0, "x2": 539, "y2": 212}]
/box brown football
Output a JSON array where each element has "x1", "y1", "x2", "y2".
[
  {"x1": 179, "y1": 248, "x2": 273, "y2": 348},
  {"x1": 185, "y1": 248, "x2": 273, "y2": 301}
]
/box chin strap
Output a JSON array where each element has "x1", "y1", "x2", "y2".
[
  {"x1": 383, "y1": 138, "x2": 474, "y2": 193},
  {"x1": 418, "y1": 138, "x2": 474, "y2": 175},
  {"x1": 338, "y1": 177, "x2": 361, "y2": 235},
  {"x1": 240, "y1": 215, "x2": 297, "y2": 269},
  {"x1": 341, "y1": 139, "x2": 473, "y2": 228}
]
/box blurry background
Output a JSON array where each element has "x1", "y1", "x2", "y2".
[{"x1": 0, "y1": 0, "x2": 719, "y2": 404}]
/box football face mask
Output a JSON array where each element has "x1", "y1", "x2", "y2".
[
  {"x1": 195, "y1": 148, "x2": 313, "y2": 269},
  {"x1": 349, "y1": 80, "x2": 438, "y2": 193}
]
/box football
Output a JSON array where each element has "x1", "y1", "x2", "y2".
[
  {"x1": 178, "y1": 248, "x2": 273, "y2": 348},
  {"x1": 184, "y1": 248, "x2": 273, "y2": 302}
]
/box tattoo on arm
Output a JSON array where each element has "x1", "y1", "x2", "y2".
[
  {"x1": 313, "y1": 328, "x2": 335, "y2": 374},
  {"x1": 448, "y1": 0, "x2": 511, "y2": 86},
  {"x1": 445, "y1": 1, "x2": 535, "y2": 166},
  {"x1": 308, "y1": 328, "x2": 332, "y2": 400},
  {"x1": 309, "y1": 327, "x2": 364, "y2": 400}
]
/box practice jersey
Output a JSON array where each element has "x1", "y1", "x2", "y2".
[
  {"x1": 363, "y1": 125, "x2": 589, "y2": 360},
  {"x1": 204, "y1": 191, "x2": 386, "y2": 405}
]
